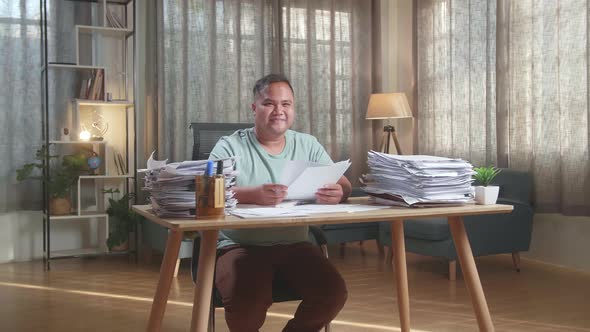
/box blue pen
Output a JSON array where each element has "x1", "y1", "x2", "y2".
[
  {"x1": 206, "y1": 160, "x2": 215, "y2": 177},
  {"x1": 203, "y1": 160, "x2": 214, "y2": 207}
]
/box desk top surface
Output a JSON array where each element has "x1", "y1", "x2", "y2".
[{"x1": 132, "y1": 197, "x2": 513, "y2": 231}]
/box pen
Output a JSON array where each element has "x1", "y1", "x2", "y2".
[{"x1": 203, "y1": 160, "x2": 214, "y2": 207}]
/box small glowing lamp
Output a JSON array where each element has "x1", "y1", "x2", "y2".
[{"x1": 79, "y1": 130, "x2": 91, "y2": 141}]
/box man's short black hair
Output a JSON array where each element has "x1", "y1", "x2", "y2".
[{"x1": 252, "y1": 73, "x2": 294, "y2": 97}]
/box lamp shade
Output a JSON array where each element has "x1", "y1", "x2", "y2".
[{"x1": 365, "y1": 93, "x2": 413, "y2": 120}]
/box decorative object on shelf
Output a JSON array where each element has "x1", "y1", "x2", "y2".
[
  {"x1": 79, "y1": 129, "x2": 91, "y2": 141},
  {"x1": 473, "y1": 166, "x2": 501, "y2": 205},
  {"x1": 16, "y1": 145, "x2": 90, "y2": 215},
  {"x1": 90, "y1": 109, "x2": 109, "y2": 137},
  {"x1": 80, "y1": 110, "x2": 109, "y2": 141},
  {"x1": 103, "y1": 188, "x2": 140, "y2": 251},
  {"x1": 87, "y1": 152, "x2": 102, "y2": 174},
  {"x1": 106, "y1": 92, "x2": 112, "y2": 102},
  {"x1": 49, "y1": 197, "x2": 72, "y2": 216},
  {"x1": 61, "y1": 128, "x2": 70, "y2": 141},
  {"x1": 366, "y1": 93, "x2": 413, "y2": 154}
]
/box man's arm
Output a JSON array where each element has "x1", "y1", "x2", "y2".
[{"x1": 315, "y1": 175, "x2": 352, "y2": 204}]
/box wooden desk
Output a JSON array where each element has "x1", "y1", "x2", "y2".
[{"x1": 133, "y1": 198, "x2": 513, "y2": 332}]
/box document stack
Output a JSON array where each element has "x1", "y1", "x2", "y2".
[
  {"x1": 142, "y1": 153, "x2": 238, "y2": 217},
  {"x1": 362, "y1": 151, "x2": 475, "y2": 207}
]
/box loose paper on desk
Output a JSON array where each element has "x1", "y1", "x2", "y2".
[
  {"x1": 229, "y1": 204, "x2": 389, "y2": 219},
  {"x1": 279, "y1": 160, "x2": 351, "y2": 200}
]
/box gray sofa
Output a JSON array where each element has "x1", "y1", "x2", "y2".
[{"x1": 378, "y1": 168, "x2": 534, "y2": 280}]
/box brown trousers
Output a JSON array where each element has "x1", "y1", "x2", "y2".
[{"x1": 215, "y1": 242, "x2": 348, "y2": 332}]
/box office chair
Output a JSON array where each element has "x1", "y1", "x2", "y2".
[
  {"x1": 191, "y1": 226, "x2": 332, "y2": 332},
  {"x1": 190, "y1": 122, "x2": 254, "y2": 160}
]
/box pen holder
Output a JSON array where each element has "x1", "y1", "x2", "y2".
[{"x1": 195, "y1": 175, "x2": 225, "y2": 218}]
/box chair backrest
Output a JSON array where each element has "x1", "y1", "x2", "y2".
[
  {"x1": 491, "y1": 168, "x2": 533, "y2": 205},
  {"x1": 190, "y1": 122, "x2": 253, "y2": 160}
]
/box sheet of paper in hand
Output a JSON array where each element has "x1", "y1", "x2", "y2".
[{"x1": 279, "y1": 160, "x2": 351, "y2": 200}]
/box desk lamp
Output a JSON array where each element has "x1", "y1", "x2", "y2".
[{"x1": 366, "y1": 93, "x2": 413, "y2": 154}]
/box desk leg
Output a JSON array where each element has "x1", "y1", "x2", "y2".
[
  {"x1": 190, "y1": 230, "x2": 219, "y2": 332},
  {"x1": 147, "y1": 229, "x2": 183, "y2": 332},
  {"x1": 390, "y1": 220, "x2": 410, "y2": 332},
  {"x1": 448, "y1": 216, "x2": 494, "y2": 332}
]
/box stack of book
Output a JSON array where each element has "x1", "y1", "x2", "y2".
[
  {"x1": 113, "y1": 151, "x2": 127, "y2": 175},
  {"x1": 142, "y1": 155, "x2": 238, "y2": 217},
  {"x1": 79, "y1": 69, "x2": 104, "y2": 100},
  {"x1": 362, "y1": 151, "x2": 475, "y2": 207},
  {"x1": 106, "y1": 8, "x2": 125, "y2": 28}
]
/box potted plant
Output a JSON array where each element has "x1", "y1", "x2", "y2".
[
  {"x1": 473, "y1": 166, "x2": 501, "y2": 205},
  {"x1": 103, "y1": 188, "x2": 140, "y2": 251},
  {"x1": 16, "y1": 145, "x2": 89, "y2": 215}
]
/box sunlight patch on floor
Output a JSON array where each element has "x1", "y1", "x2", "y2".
[{"x1": 0, "y1": 281, "x2": 425, "y2": 331}]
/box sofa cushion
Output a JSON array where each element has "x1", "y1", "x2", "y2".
[{"x1": 403, "y1": 218, "x2": 450, "y2": 241}]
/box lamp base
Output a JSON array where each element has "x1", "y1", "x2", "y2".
[{"x1": 380, "y1": 125, "x2": 403, "y2": 155}]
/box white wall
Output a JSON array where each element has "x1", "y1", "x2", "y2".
[
  {"x1": 379, "y1": 0, "x2": 415, "y2": 155},
  {"x1": 0, "y1": 212, "x2": 104, "y2": 263},
  {"x1": 0, "y1": 212, "x2": 43, "y2": 262},
  {"x1": 524, "y1": 214, "x2": 590, "y2": 272}
]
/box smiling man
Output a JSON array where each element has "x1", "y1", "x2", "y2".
[{"x1": 209, "y1": 73, "x2": 352, "y2": 332}]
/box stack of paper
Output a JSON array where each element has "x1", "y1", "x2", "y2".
[
  {"x1": 362, "y1": 151, "x2": 475, "y2": 207},
  {"x1": 142, "y1": 153, "x2": 238, "y2": 217}
]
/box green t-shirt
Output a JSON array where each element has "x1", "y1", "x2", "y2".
[{"x1": 209, "y1": 127, "x2": 333, "y2": 248}]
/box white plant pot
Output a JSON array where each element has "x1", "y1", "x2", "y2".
[{"x1": 474, "y1": 186, "x2": 499, "y2": 205}]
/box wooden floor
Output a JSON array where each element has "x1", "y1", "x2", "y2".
[{"x1": 1, "y1": 242, "x2": 589, "y2": 332}]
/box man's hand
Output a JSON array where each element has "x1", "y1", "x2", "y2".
[
  {"x1": 253, "y1": 184, "x2": 288, "y2": 205},
  {"x1": 315, "y1": 183, "x2": 344, "y2": 205}
]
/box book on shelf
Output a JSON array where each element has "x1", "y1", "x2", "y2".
[
  {"x1": 79, "y1": 79, "x2": 88, "y2": 100},
  {"x1": 85, "y1": 77, "x2": 93, "y2": 99},
  {"x1": 78, "y1": 69, "x2": 103, "y2": 100},
  {"x1": 106, "y1": 8, "x2": 125, "y2": 29},
  {"x1": 92, "y1": 69, "x2": 103, "y2": 100},
  {"x1": 117, "y1": 152, "x2": 127, "y2": 174},
  {"x1": 113, "y1": 151, "x2": 127, "y2": 175},
  {"x1": 113, "y1": 152, "x2": 120, "y2": 175}
]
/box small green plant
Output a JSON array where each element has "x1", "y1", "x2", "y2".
[
  {"x1": 473, "y1": 166, "x2": 501, "y2": 187},
  {"x1": 16, "y1": 145, "x2": 89, "y2": 198},
  {"x1": 103, "y1": 188, "x2": 140, "y2": 250}
]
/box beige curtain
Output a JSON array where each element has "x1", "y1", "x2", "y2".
[
  {"x1": 416, "y1": 0, "x2": 497, "y2": 166},
  {"x1": 417, "y1": 0, "x2": 590, "y2": 215},
  {"x1": 0, "y1": 0, "x2": 80, "y2": 212},
  {"x1": 154, "y1": 0, "x2": 376, "y2": 184}
]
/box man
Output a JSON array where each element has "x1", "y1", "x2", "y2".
[{"x1": 209, "y1": 73, "x2": 352, "y2": 332}]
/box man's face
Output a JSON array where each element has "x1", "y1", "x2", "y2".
[{"x1": 252, "y1": 82, "x2": 295, "y2": 138}]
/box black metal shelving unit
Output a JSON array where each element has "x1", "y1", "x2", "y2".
[{"x1": 40, "y1": 0, "x2": 137, "y2": 270}]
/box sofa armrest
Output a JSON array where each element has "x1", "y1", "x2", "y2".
[
  {"x1": 463, "y1": 198, "x2": 534, "y2": 256},
  {"x1": 492, "y1": 169, "x2": 533, "y2": 205},
  {"x1": 497, "y1": 198, "x2": 534, "y2": 215}
]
